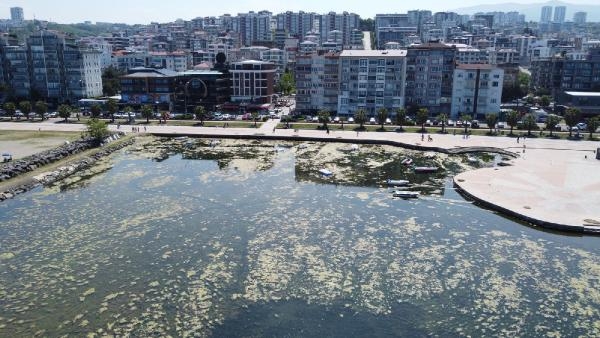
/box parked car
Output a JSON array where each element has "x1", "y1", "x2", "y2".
[
  {"x1": 385, "y1": 118, "x2": 392, "y2": 124},
  {"x1": 348, "y1": 117, "x2": 355, "y2": 123},
  {"x1": 369, "y1": 117, "x2": 376, "y2": 125},
  {"x1": 333, "y1": 116, "x2": 340, "y2": 123}
]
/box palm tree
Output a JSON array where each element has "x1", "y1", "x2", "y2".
[
  {"x1": 506, "y1": 110, "x2": 519, "y2": 136},
  {"x1": 587, "y1": 117, "x2": 599, "y2": 140},
  {"x1": 34, "y1": 101, "x2": 48, "y2": 121},
  {"x1": 19, "y1": 101, "x2": 31, "y2": 120},
  {"x1": 194, "y1": 106, "x2": 207, "y2": 125},
  {"x1": 58, "y1": 104, "x2": 71, "y2": 123},
  {"x1": 522, "y1": 113, "x2": 536, "y2": 137},
  {"x1": 416, "y1": 108, "x2": 428, "y2": 133},
  {"x1": 564, "y1": 107, "x2": 581, "y2": 138},
  {"x1": 460, "y1": 113, "x2": 472, "y2": 135},
  {"x1": 545, "y1": 114, "x2": 561, "y2": 138},
  {"x1": 106, "y1": 99, "x2": 118, "y2": 123},
  {"x1": 395, "y1": 108, "x2": 406, "y2": 131},
  {"x1": 251, "y1": 111, "x2": 259, "y2": 127},
  {"x1": 485, "y1": 113, "x2": 498, "y2": 135},
  {"x1": 3, "y1": 102, "x2": 16, "y2": 120},
  {"x1": 354, "y1": 109, "x2": 367, "y2": 129},
  {"x1": 540, "y1": 95, "x2": 551, "y2": 107},
  {"x1": 318, "y1": 110, "x2": 330, "y2": 129},
  {"x1": 141, "y1": 104, "x2": 153, "y2": 123},
  {"x1": 90, "y1": 103, "x2": 102, "y2": 118},
  {"x1": 376, "y1": 107, "x2": 388, "y2": 130},
  {"x1": 437, "y1": 113, "x2": 448, "y2": 134}
]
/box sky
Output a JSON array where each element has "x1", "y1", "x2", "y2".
[{"x1": 0, "y1": 0, "x2": 598, "y2": 24}]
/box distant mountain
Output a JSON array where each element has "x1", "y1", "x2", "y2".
[{"x1": 452, "y1": 0, "x2": 600, "y2": 22}]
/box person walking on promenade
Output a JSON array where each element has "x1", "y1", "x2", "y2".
[{"x1": 517, "y1": 136, "x2": 520, "y2": 143}]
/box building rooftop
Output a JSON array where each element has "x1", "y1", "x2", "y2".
[
  {"x1": 339, "y1": 50, "x2": 407, "y2": 57},
  {"x1": 456, "y1": 64, "x2": 496, "y2": 70}
]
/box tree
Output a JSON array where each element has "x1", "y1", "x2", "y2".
[
  {"x1": 354, "y1": 109, "x2": 367, "y2": 129},
  {"x1": 416, "y1": 108, "x2": 428, "y2": 133},
  {"x1": 58, "y1": 104, "x2": 71, "y2": 123},
  {"x1": 251, "y1": 111, "x2": 259, "y2": 127},
  {"x1": 540, "y1": 95, "x2": 551, "y2": 107},
  {"x1": 277, "y1": 71, "x2": 295, "y2": 95},
  {"x1": 506, "y1": 110, "x2": 519, "y2": 136},
  {"x1": 395, "y1": 108, "x2": 406, "y2": 131},
  {"x1": 19, "y1": 101, "x2": 31, "y2": 120},
  {"x1": 3, "y1": 102, "x2": 16, "y2": 120},
  {"x1": 522, "y1": 113, "x2": 536, "y2": 137},
  {"x1": 101, "y1": 66, "x2": 124, "y2": 96},
  {"x1": 141, "y1": 104, "x2": 153, "y2": 123},
  {"x1": 564, "y1": 108, "x2": 581, "y2": 138},
  {"x1": 545, "y1": 114, "x2": 561, "y2": 137},
  {"x1": 85, "y1": 118, "x2": 110, "y2": 145},
  {"x1": 282, "y1": 114, "x2": 291, "y2": 128},
  {"x1": 485, "y1": 113, "x2": 498, "y2": 135},
  {"x1": 318, "y1": 110, "x2": 330, "y2": 129},
  {"x1": 194, "y1": 106, "x2": 207, "y2": 125},
  {"x1": 376, "y1": 107, "x2": 388, "y2": 130},
  {"x1": 34, "y1": 101, "x2": 48, "y2": 121},
  {"x1": 460, "y1": 113, "x2": 472, "y2": 135},
  {"x1": 587, "y1": 117, "x2": 599, "y2": 140},
  {"x1": 106, "y1": 99, "x2": 118, "y2": 123},
  {"x1": 124, "y1": 106, "x2": 133, "y2": 124},
  {"x1": 437, "y1": 113, "x2": 448, "y2": 134},
  {"x1": 90, "y1": 103, "x2": 102, "y2": 118}
]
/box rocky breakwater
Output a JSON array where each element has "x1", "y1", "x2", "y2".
[{"x1": 0, "y1": 134, "x2": 134, "y2": 202}]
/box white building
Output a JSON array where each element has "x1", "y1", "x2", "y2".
[
  {"x1": 10, "y1": 7, "x2": 24, "y2": 21},
  {"x1": 81, "y1": 51, "x2": 104, "y2": 97},
  {"x1": 451, "y1": 64, "x2": 504, "y2": 119},
  {"x1": 147, "y1": 52, "x2": 191, "y2": 72},
  {"x1": 337, "y1": 50, "x2": 407, "y2": 117},
  {"x1": 78, "y1": 37, "x2": 114, "y2": 70},
  {"x1": 295, "y1": 51, "x2": 340, "y2": 114}
]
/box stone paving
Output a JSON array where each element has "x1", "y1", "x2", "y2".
[{"x1": 1, "y1": 120, "x2": 599, "y2": 231}]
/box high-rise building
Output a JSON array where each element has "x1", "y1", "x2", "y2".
[
  {"x1": 553, "y1": 6, "x2": 566, "y2": 24},
  {"x1": 230, "y1": 60, "x2": 275, "y2": 104},
  {"x1": 337, "y1": 50, "x2": 407, "y2": 117},
  {"x1": 451, "y1": 64, "x2": 504, "y2": 119},
  {"x1": 405, "y1": 42, "x2": 456, "y2": 115},
  {"x1": 10, "y1": 7, "x2": 24, "y2": 22},
  {"x1": 295, "y1": 51, "x2": 340, "y2": 114},
  {"x1": 573, "y1": 11, "x2": 587, "y2": 24},
  {"x1": 0, "y1": 31, "x2": 102, "y2": 103},
  {"x1": 540, "y1": 6, "x2": 552, "y2": 23}
]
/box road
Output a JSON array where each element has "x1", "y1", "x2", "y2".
[{"x1": 363, "y1": 31, "x2": 372, "y2": 50}]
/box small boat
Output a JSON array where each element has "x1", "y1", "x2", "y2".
[
  {"x1": 467, "y1": 156, "x2": 478, "y2": 164},
  {"x1": 401, "y1": 158, "x2": 413, "y2": 165},
  {"x1": 350, "y1": 144, "x2": 359, "y2": 151},
  {"x1": 318, "y1": 168, "x2": 333, "y2": 176},
  {"x1": 393, "y1": 190, "x2": 419, "y2": 198},
  {"x1": 386, "y1": 179, "x2": 409, "y2": 186},
  {"x1": 414, "y1": 166, "x2": 438, "y2": 173}
]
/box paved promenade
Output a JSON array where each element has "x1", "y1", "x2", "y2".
[{"x1": 1, "y1": 120, "x2": 599, "y2": 232}]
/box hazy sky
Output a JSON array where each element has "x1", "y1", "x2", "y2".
[{"x1": 1, "y1": 0, "x2": 598, "y2": 24}]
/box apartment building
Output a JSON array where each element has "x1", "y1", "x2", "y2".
[
  {"x1": 295, "y1": 51, "x2": 340, "y2": 114},
  {"x1": 337, "y1": 50, "x2": 407, "y2": 117},
  {"x1": 451, "y1": 64, "x2": 504, "y2": 119},
  {"x1": 405, "y1": 42, "x2": 456, "y2": 116},
  {"x1": 230, "y1": 60, "x2": 275, "y2": 104}
]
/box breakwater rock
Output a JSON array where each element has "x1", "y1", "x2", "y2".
[{"x1": 0, "y1": 135, "x2": 133, "y2": 202}]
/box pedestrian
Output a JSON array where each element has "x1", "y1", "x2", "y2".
[
  {"x1": 356, "y1": 131, "x2": 359, "y2": 137},
  {"x1": 144, "y1": 126, "x2": 147, "y2": 132},
  {"x1": 326, "y1": 127, "x2": 330, "y2": 134},
  {"x1": 453, "y1": 129, "x2": 456, "y2": 136},
  {"x1": 421, "y1": 134, "x2": 424, "y2": 141},
  {"x1": 517, "y1": 136, "x2": 520, "y2": 143},
  {"x1": 273, "y1": 126, "x2": 276, "y2": 133},
  {"x1": 428, "y1": 135, "x2": 432, "y2": 142}
]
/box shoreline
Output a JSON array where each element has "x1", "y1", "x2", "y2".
[{"x1": 0, "y1": 120, "x2": 598, "y2": 234}]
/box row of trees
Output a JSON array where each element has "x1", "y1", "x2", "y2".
[
  {"x1": 3, "y1": 101, "x2": 49, "y2": 121},
  {"x1": 308, "y1": 107, "x2": 599, "y2": 140}
]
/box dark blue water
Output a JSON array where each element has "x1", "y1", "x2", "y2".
[{"x1": 0, "y1": 139, "x2": 598, "y2": 337}]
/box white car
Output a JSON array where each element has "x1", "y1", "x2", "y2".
[
  {"x1": 385, "y1": 118, "x2": 392, "y2": 124},
  {"x1": 348, "y1": 117, "x2": 355, "y2": 123},
  {"x1": 333, "y1": 116, "x2": 340, "y2": 123},
  {"x1": 369, "y1": 117, "x2": 376, "y2": 125}
]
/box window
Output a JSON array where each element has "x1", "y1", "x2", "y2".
[{"x1": 492, "y1": 81, "x2": 499, "y2": 87}]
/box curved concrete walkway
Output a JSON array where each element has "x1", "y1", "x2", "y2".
[{"x1": 1, "y1": 120, "x2": 599, "y2": 233}]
